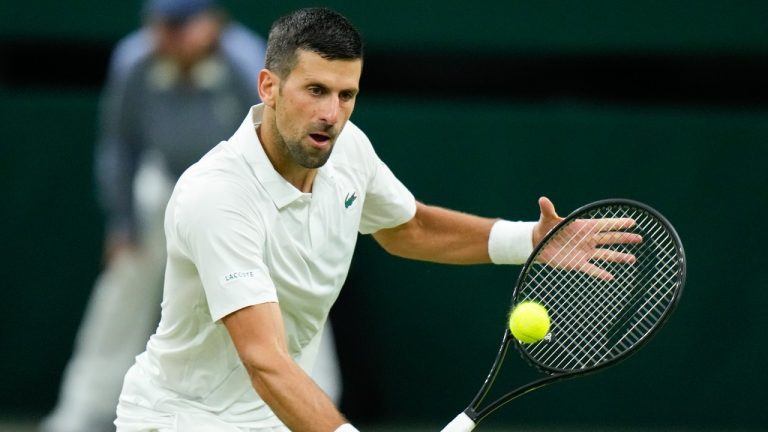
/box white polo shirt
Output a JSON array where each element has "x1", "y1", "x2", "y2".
[{"x1": 118, "y1": 105, "x2": 416, "y2": 428}]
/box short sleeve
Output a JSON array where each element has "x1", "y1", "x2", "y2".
[
  {"x1": 359, "y1": 159, "x2": 417, "y2": 235},
  {"x1": 177, "y1": 181, "x2": 278, "y2": 322}
]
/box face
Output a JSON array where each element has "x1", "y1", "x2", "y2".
[
  {"x1": 150, "y1": 12, "x2": 221, "y2": 67},
  {"x1": 262, "y1": 49, "x2": 362, "y2": 169}
]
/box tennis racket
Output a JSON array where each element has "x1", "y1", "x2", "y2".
[{"x1": 442, "y1": 199, "x2": 686, "y2": 431}]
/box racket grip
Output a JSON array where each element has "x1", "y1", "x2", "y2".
[{"x1": 440, "y1": 412, "x2": 476, "y2": 432}]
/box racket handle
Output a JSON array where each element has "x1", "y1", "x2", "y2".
[{"x1": 441, "y1": 412, "x2": 476, "y2": 432}]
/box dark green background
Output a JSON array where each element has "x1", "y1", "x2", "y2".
[
  {"x1": 1, "y1": 0, "x2": 767, "y2": 429},
  {"x1": 2, "y1": 0, "x2": 768, "y2": 53}
]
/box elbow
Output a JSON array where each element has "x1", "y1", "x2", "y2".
[
  {"x1": 239, "y1": 347, "x2": 296, "y2": 400},
  {"x1": 374, "y1": 227, "x2": 417, "y2": 259},
  {"x1": 374, "y1": 235, "x2": 402, "y2": 257},
  {"x1": 238, "y1": 344, "x2": 306, "y2": 403},
  {"x1": 373, "y1": 204, "x2": 428, "y2": 259},
  {"x1": 239, "y1": 344, "x2": 291, "y2": 382}
]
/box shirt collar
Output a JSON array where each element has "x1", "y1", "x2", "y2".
[{"x1": 232, "y1": 104, "x2": 334, "y2": 210}]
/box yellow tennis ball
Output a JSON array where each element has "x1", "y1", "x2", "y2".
[{"x1": 509, "y1": 301, "x2": 550, "y2": 343}]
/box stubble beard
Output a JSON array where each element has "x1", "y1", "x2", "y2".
[
  {"x1": 284, "y1": 136, "x2": 334, "y2": 169},
  {"x1": 276, "y1": 122, "x2": 337, "y2": 169}
]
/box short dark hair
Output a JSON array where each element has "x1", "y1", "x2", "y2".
[{"x1": 265, "y1": 8, "x2": 363, "y2": 79}]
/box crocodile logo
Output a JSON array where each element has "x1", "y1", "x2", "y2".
[{"x1": 344, "y1": 192, "x2": 358, "y2": 209}]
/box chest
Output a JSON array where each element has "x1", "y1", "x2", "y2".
[{"x1": 262, "y1": 173, "x2": 364, "y2": 295}]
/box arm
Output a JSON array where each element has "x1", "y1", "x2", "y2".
[
  {"x1": 375, "y1": 197, "x2": 639, "y2": 280},
  {"x1": 95, "y1": 33, "x2": 149, "y2": 261},
  {"x1": 222, "y1": 303, "x2": 347, "y2": 432},
  {"x1": 372, "y1": 202, "x2": 496, "y2": 264},
  {"x1": 372, "y1": 197, "x2": 563, "y2": 265}
]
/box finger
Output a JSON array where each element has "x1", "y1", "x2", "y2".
[
  {"x1": 590, "y1": 248, "x2": 637, "y2": 264},
  {"x1": 538, "y1": 196, "x2": 559, "y2": 221},
  {"x1": 578, "y1": 262, "x2": 614, "y2": 281},
  {"x1": 593, "y1": 217, "x2": 636, "y2": 232},
  {"x1": 593, "y1": 232, "x2": 643, "y2": 245}
]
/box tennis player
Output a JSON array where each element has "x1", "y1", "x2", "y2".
[{"x1": 115, "y1": 7, "x2": 584, "y2": 432}]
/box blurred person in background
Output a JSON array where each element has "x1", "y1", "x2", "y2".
[{"x1": 40, "y1": 1, "x2": 340, "y2": 431}]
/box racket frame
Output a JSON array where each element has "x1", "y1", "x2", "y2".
[{"x1": 462, "y1": 198, "x2": 686, "y2": 425}]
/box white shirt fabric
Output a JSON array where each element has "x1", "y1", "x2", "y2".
[{"x1": 116, "y1": 104, "x2": 416, "y2": 429}]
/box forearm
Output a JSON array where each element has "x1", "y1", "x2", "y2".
[
  {"x1": 96, "y1": 66, "x2": 141, "y2": 240},
  {"x1": 374, "y1": 202, "x2": 497, "y2": 264},
  {"x1": 224, "y1": 304, "x2": 348, "y2": 431},
  {"x1": 245, "y1": 352, "x2": 346, "y2": 432}
]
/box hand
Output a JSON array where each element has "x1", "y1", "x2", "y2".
[
  {"x1": 533, "y1": 197, "x2": 642, "y2": 280},
  {"x1": 103, "y1": 232, "x2": 136, "y2": 265}
]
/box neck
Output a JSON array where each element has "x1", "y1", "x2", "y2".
[{"x1": 256, "y1": 117, "x2": 317, "y2": 193}]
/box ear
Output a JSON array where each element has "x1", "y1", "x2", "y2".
[{"x1": 258, "y1": 69, "x2": 278, "y2": 109}]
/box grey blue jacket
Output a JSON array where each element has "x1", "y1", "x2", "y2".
[{"x1": 95, "y1": 22, "x2": 265, "y2": 239}]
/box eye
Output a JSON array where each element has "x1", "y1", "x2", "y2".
[
  {"x1": 308, "y1": 86, "x2": 325, "y2": 96},
  {"x1": 339, "y1": 90, "x2": 356, "y2": 102}
]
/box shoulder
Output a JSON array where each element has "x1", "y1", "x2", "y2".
[
  {"x1": 221, "y1": 22, "x2": 266, "y2": 50},
  {"x1": 219, "y1": 22, "x2": 267, "y2": 75},
  {"x1": 169, "y1": 158, "x2": 269, "y2": 263},
  {"x1": 170, "y1": 161, "x2": 269, "y2": 258},
  {"x1": 172, "y1": 144, "x2": 258, "y2": 224},
  {"x1": 180, "y1": 141, "x2": 251, "y2": 196},
  {"x1": 108, "y1": 29, "x2": 153, "y2": 81}
]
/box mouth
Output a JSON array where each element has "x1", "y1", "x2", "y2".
[{"x1": 309, "y1": 132, "x2": 332, "y2": 146}]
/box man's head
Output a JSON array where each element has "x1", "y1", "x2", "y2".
[
  {"x1": 258, "y1": 8, "x2": 363, "y2": 177},
  {"x1": 264, "y1": 7, "x2": 363, "y2": 80},
  {"x1": 144, "y1": 0, "x2": 224, "y2": 69}
]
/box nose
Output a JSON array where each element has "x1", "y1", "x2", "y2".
[{"x1": 319, "y1": 95, "x2": 340, "y2": 125}]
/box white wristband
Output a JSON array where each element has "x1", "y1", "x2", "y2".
[
  {"x1": 335, "y1": 424, "x2": 360, "y2": 432},
  {"x1": 488, "y1": 220, "x2": 536, "y2": 265}
]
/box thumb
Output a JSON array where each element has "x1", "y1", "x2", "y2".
[
  {"x1": 538, "y1": 196, "x2": 558, "y2": 221},
  {"x1": 533, "y1": 196, "x2": 561, "y2": 247}
]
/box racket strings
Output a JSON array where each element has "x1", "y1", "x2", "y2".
[
  {"x1": 592, "y1": 216, "x2": 677, "y2": 342},
  {"x1": 543, "y1": 217, "x2": 663, "y2": 364},
  {"x1": 535, "y1": 209, "x2": 641, "y2": 352},
  {"x1": 518, "y1": 205, "x2": 682, "y2": 373},
  {"x1": 539, "y1": 212, "x2": 676, "y2": 367}
]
